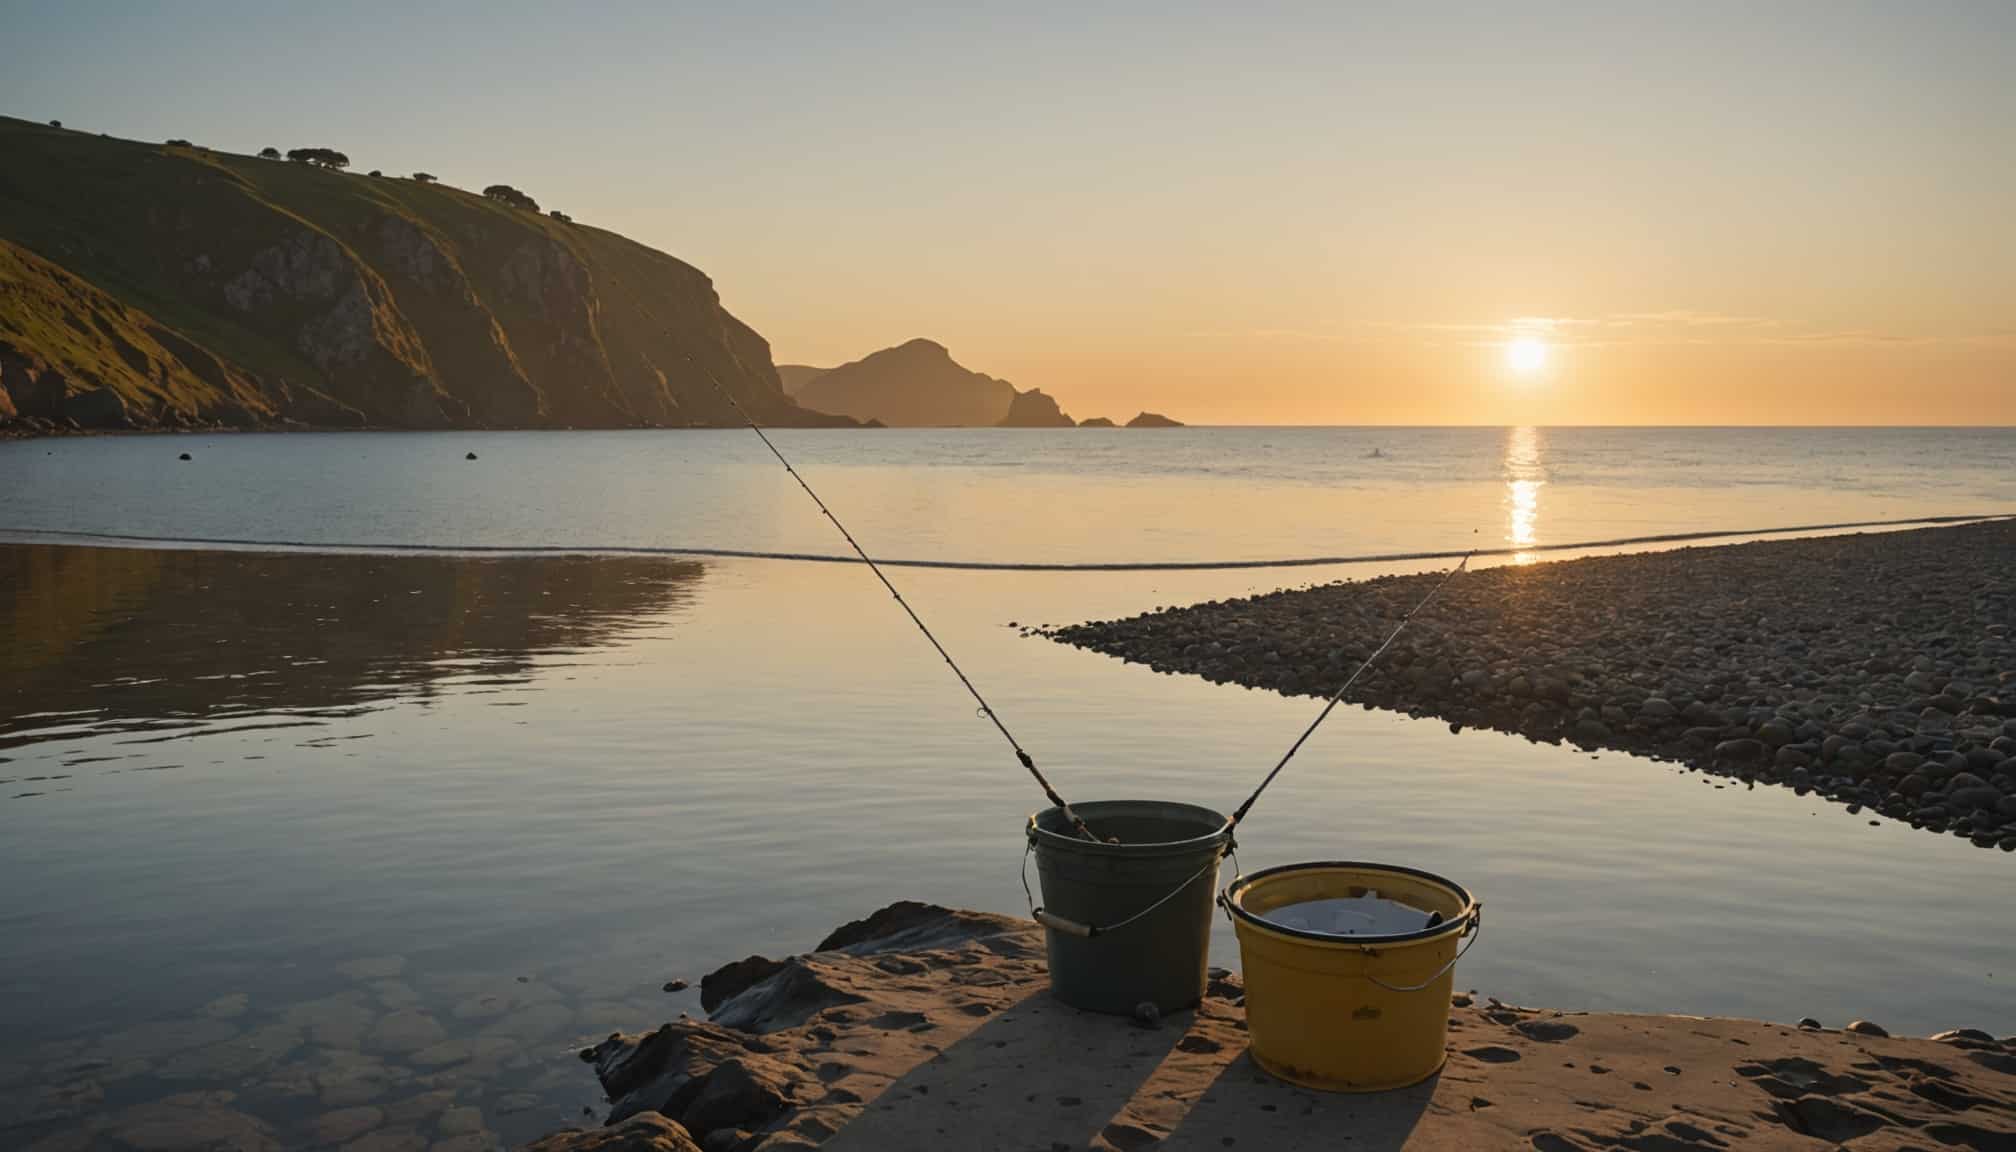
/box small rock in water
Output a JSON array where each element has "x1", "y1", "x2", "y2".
[
  {"x1": 466, "y1": 451, "x2": 478, "y2": 460},
  {"x1": 178, "y1": 452, "x2": 191, "y2": 461},
  {"x1": 1845, "y1": 1019, "x2": 1889, "y2": 1037},
  {"x1": 662, "y1": 979, "x2": 689, "y2": 993}
]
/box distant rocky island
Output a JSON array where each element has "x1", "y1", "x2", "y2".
[
  {"x1": 782, "y1": 339, "x2": 1183, "y2": 429},
  {"x1": 785, "y1": 339, "x2": 1017, "y2": 427}
]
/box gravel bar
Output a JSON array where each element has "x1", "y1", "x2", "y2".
[{"x1": 1046, "y1": 520, "x2": 2016, "y2": 850}]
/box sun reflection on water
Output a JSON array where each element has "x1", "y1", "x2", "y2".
[{"x1": 1504, "y1": 426, "x2": 1544, "y2": 563}]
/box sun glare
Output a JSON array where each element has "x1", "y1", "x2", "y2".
[{"x1": 1506, "y1": 335, "x2": 1548, "y2": 377}]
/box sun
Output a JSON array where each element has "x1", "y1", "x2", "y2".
[{"x1": 1506, "y1": 335, "x2": 1548, "y2": 377}]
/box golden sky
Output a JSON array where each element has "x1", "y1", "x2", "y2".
[{"x1": 13, "y1": 3, "x2": 2014, "y2": 424}]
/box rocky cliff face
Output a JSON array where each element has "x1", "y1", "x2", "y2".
[{"x1": 0, "y1": 117, "x2": 845, "y2": 432}]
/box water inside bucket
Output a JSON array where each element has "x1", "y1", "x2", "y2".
[{"x1": 1262, "y1": 894, "x2": 1436, "y2": 937}]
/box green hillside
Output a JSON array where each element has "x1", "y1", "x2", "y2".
[{"x1": 0, "y1": 117, "x2": 844, "y2": 432}]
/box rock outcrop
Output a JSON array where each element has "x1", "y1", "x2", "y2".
[
  {"x1": 1126, "y1": 410, "x2": 1183, "y2": 427},
  {"x1": 998, "y1": 386, "x2": 1074, "y2": 427},
  {"x1": 792, "y1": 339, "x2": 1017, "y2": 427},
  {"x1": 0, "y1": 116, "x2": 847, "y2": 433},
  {"x1": 560, "y1": 903, "x2": 1043, "y2": 1150},
  {"x1": 1077, "y1": 416, "x2": 1116, "y2": 427}
]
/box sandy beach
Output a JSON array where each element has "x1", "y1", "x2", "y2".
[{"x1": 531, "y1": 902, "x2": 2016, "y2": 1151}]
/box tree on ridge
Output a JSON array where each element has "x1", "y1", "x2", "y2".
[
  {"x1": 483, "y1": 184, "x2": 539, "y2": 211},
  {"x1": 286, "y1": 147, "x2": 351, "y2": 170}
]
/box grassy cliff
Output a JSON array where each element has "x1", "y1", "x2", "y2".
[{"x1": 0, "y1": 117, "x2": 842, "y2": 432}]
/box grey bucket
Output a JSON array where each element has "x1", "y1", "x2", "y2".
[{"x1": 1027, "y1": 799, "x2": 1233, "y2": 1015}]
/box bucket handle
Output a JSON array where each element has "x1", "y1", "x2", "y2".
[
  {"x1": 1364, "y1": 905, "x2": 1483, "y2": 994},
  {"x1": 1022, "y1": 835, "x2": 1233, "y2": 940}
]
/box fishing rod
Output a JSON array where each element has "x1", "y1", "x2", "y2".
[
  {"x1": 1228, "y1": 549, "x2": 1474, "y2": 829},
  {"x1": 692, "y1": 359, "x2": 1099, "y2": 843},
  {"x1": 1025, "y1": 548, "x2": 1476, "y2": 939}
]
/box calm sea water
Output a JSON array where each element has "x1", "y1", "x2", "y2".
[{"x1": 2, "y1": 427, "x2": 2013, "y2": 1149}]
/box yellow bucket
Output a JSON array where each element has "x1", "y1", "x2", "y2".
[{"x1": 1222, "y1": 862, "x2": 1481, "y2": 1092}]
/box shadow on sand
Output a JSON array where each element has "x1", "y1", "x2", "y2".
[
  {"x1": 1157, "y1": 1055, "x2": 1436, "y2": 1150},
  {"x1": 822, "y1": 984, "x2": 1432, "y2": 1152}
]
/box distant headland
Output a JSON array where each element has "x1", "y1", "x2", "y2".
[
  {"x1": 0, "y1": 117, "x2": 1180, "y2": 436},
  {"x1": 781, "y1": 338, "x2": 1181, "y2": 429}
]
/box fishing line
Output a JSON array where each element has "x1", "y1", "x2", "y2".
[
  {"x1": 1228, "y1": 549, "x2": 1474, "y2": 828},
  {"x1": 14, "y1": 515, "x2": 2007, "y2": 570},
  {"x1": 1027, "y1": 550, "x2": 1475, "y2": 937},
  {"x1": 692, "y1": 361, "x2": 1099, "y2": 842}
]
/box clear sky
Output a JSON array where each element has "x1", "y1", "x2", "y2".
[{"x1": 5, "y1": 1, "x2": 2012, "y2": 424}]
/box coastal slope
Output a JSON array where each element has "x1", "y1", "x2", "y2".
[
  {"x1": 0, "y1": 117, "x2": 844, "y2": 432},
  {"x1": 534, "y1": 902, "x2": 2016, "y2": 1151}
]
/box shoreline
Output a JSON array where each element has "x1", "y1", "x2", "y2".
[
  {"x1": 1046, "y1": 520, "x2": 2016, "y2": 851},
  {"x1": 532, "y1": 902, "x2": 2016, "y2": 1151}
]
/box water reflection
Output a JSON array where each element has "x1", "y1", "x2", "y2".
[
  {"x1": 0, "y1": 544, "x2": 704, "y2": 751},
  {"x1": 1503, "y1": 426, "x2": 1545, "y2": 564}
]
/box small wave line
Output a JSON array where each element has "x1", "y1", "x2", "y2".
[{"x1": 0, "y1": 514, "x2": 2008, "y2": 572}]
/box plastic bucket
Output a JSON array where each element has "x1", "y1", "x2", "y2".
[
  {"x1": 1027, "y1": 800, "x2": 1231, "y2": 1015},
  {"x1": 1223, "y1": 862, "x2": 1481, "y2": 1092}
]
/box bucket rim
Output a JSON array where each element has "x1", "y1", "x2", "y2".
[
  {"x1": 1027, "y1": 799, "x2": 1232, "y2": 855},
  {"x1": 1223, "y1": 860, "x2": 1476, "y2": 946}
]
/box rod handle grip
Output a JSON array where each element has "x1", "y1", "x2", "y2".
[{"x1": 1033, "y1": 909, "x2": 1094, "y2": 938}]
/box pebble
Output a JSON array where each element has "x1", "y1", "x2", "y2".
[{"x1": 1845, "y1": 1019, "x2": 1889, "y2": 1037}]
